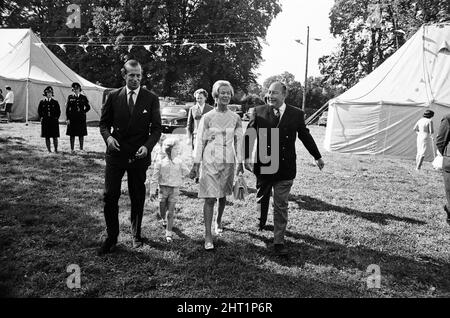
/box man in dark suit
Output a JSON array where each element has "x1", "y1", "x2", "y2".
[
  {"x1": 186, "y1": 88, "x2": 214, "y2": 149},
  {"x1": 98, "y1": 60, "x2": 162, "y2": 255},
  {"x1": 435, "y1": 113, "x2": 450, "y2": 225},
  {"x1": 244, "y1": 81, "x2": 324, "y2": 256}
]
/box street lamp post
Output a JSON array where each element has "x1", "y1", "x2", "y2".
[
  {"x1": 295, "y1": 28, "x2": 322, "y2": 113},
  {"x1": 302, "y1": 26, "x2": 310, "y2": 112}
]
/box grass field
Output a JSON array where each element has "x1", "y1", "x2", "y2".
[{"x1": 0, "y1": 121, "x2": 449, "y2": 298}]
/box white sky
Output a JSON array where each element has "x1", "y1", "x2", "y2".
[{"x1": 256, "y1": 0, "x2": 339, "y2": 85}]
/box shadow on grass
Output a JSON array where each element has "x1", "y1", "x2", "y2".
[
  {"x1": 2, "y1": 136, "x2": 448, "y2": 298},
  {"x1": 0, "y1": 137, "x2": 107, "y2": 297},
  {"x1": 289, "y1": 194, "x2": 427, "y2": 226},
  {"x1": 237, "y1": 228, "x2": 450, "y2": 295}
]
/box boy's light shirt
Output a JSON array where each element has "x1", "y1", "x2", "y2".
[{"x1": 151, "y1": 156, "x2": 190, "y2": 189}]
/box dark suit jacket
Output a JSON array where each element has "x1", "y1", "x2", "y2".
[
  {"x1": 99, "y1": 86, "x2": 162, "y2": 164},
  {"x1": 187, "y1": 103, "x2": 214, "y2": 135},
  {"x1": 245, "y1": 104, "x2": 321, "y2": 181},
  {"x1": 436, "y1": 114, "x2": 450, "y2": 172},
  {"x1": 436, "y1": 114, "x2": 450, "y2": 157}
]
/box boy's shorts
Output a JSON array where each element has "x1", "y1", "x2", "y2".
[
  {"x1": 159, "y1": 185, "x2": 179, "y2": 203},
  {"x1": 5, "y1": 103, "x2": 12, "y2": 113}
]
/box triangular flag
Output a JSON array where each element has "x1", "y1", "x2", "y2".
[
  {"x1": 102, "y1": 44, "x2": 110, "y2": 50},
  {"x1": 199, "y1": 43, "x2": 212, "y2": 53},
  {"x1": 79, "y1": 44, "x2": 88, "y2": 53},
  {"x1": 226, "y1": 39, "x2": 236, "y2": 47},
  {"x1": 144, "y1": 45, "x2": 151, "y2": 52},
  {"x1": 182, "y1": 39, "x2": 194, "y2": 46},
  {"x1": 162, "y1": 42, "x2": 172, "y2": 47},
  {"x1": 128, "y1": 44, "x2": 133, "y2": 52},
  {"x1": 57, "y1": 44, "x2": 66, "y2": 52},
  {"x1": 295, "y1": 39, "x2": 303, "y2": 45}
]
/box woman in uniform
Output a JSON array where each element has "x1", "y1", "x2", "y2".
[
  {"x1": 38, "y1": 86, "x2": 61, "y2": 152},
  {"x1": 66, "y1": 82, "x2": 91, "y2": 153}
]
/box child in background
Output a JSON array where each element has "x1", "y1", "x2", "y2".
[{"x1": 150, "y1": 137, "x2": 190, "y2": 242}]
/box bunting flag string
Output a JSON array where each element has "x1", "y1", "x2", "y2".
[{"x1": 46, "y1": 39, "x2": 253, "y2": 54}]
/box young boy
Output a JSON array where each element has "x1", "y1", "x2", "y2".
[{"x1": 150, "y1": 138, "x2": 190, "y2": 242}]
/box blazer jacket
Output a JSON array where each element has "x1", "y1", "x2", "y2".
[
  {"x1": 187, "y1": 103, "x2": 214, "y2": 136},
  {"x1": 99, "y1": 86, "x2": 162, "y2": 163},
  {"x1": 245, "y1": 104, "x2": 321, "y2": 181},
  {"x1": 436, "y1": 114, "x2": 450, "y2": 156}
]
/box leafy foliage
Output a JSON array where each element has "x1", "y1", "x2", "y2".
[
  {"x1": 260, "y1": 72, "x2": 341, "y2": 115},
  {"x1": 320, "y1": 0, "x2": 450, "y2": 89},
  {"x1": 1, "y1": 0, "x2": 282, "y2": 100}
]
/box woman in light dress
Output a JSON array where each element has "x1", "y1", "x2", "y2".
[
  {"x1": 192, "y1": 80, "x2": 244, "y2": 250},
  {"x1": 413, "y1": 110, "x2": 435, "y2": 170}
]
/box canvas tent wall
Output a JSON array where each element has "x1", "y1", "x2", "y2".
[
  {"x1": 0, "y1": 29, "x2": 106, "y2": 122},
  {"x1": 324, "y1": 23, "x2": 450, "y2": 161}
]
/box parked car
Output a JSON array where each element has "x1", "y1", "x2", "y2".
[
  {"x1": 242, "y1": 107, "x2": 255, "y2": 121},
  {"x1": 228, "y1": 104, "x2": 243, "y2": 118},
  {"x1": 161, "y1": 105, "x2": 190, "y2": 133},
  {"x1": 318, "y1": 111, "x2": 328, "y2": 126}
]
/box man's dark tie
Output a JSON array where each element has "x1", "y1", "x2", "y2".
[
  {"x1": 128, "y1": 91, "x2": 135, "y2": 115},
  {"x1": 272, "y1": 107, "x2": 280, "y2": 127}
]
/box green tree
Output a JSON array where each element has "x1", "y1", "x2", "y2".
[
  {"x1": 262, "y1": 72, "x2": 303, "y2": 108},
  {"x1": 1, "y1": 0, "x2": 282, "y2": 99},
  {"x1": 240, "y1": 93, "x2": 265, "y2": 113},
  {"x1": 320, "y1": 0, "x2": 449, "y2": 89}
]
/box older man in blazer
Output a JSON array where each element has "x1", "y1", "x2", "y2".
[
  {"x1": 98, "y1": 60, "x2": 162, "y2": 255},
  {"x1": 435, "y1": 113, "x2": 450, "y2": 224},
  {"x1": 244, "y1": 81, "x2": 324, "y2": 256}
]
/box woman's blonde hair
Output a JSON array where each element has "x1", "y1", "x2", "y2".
[{"x1": 211, "y1": 80, "x2": 234, "y2": 99}]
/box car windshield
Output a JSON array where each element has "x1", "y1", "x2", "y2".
[{"x1": 162, "y1": 107, "x2": 187, "y2": 116}]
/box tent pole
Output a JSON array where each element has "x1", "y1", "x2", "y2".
[{"x1": 25, "y1": 80, "x2": 29, "y2": 126}]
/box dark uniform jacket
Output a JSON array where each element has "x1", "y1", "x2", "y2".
[
  {"x1": 66, "y1": 93, "x2": 90, "y2": 136},
  {"x1": 99, "y1": 86, "x2": 162, "y2": 164},
  {"x1": 38, "y1": 98, "x2": 61, "y2": 138},
  {"x1": 245, "y1": 104, "x2": 321, "y2": 181}
]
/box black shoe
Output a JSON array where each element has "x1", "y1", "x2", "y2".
[
  {"x1": 444, "y1": 206, "x2": 450, "y2": 222},
  {"x1": 257, "y1": 223, "x2": 267, "y2": 231},
  {"x1": 97, "y1": 238, "x2": 117, "y2": 256},
  {"x1": 132, "y1": 237, "x2": 144, "y2": 248},
  {"x1": 274, "y1": 244, "x2": 288, "y2": 256}
]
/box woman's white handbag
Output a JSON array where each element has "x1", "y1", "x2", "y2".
[{"x1": 432, "y1": 154, "x2": 443, "y2": 170}]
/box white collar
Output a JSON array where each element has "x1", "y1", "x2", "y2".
[
  {"x1": 272, "y1": 103, "x2": 286, "y2": 113},
  {"x1": 126, "y1": 86, "x2": 140, "y2": 97}
]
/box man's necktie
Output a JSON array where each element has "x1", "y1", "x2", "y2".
[
  {"x1": 128, "y1": 91, "x2": 135, "y2": 115},
  {"x1": 272, "y1": 107, "x2": 280, "y2": 127}
]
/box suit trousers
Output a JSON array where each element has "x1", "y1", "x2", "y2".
[
  {"x1": 103, "y1": 154, "x2": 149, "y2": 241},
  {"x1": 443, "y1": 170, "x2": 450, "y2": 212},
  {"x1": 256, "y1": 177, "x2": 293, "y2": 244}
]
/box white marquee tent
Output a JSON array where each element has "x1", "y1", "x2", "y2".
[
  {"x1": 324, "y1": 23, "x2": 450, "y2": 161},
  {"x1": 0, "y1": 29, "x2": 106, "y2": 123}
]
